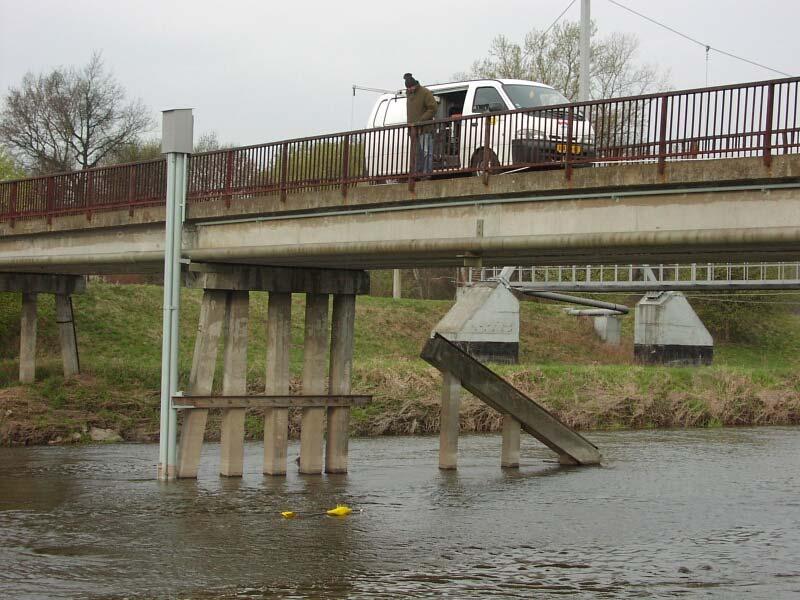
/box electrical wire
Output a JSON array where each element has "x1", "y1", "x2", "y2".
[
  {"x1": 543, "y1": 0, "x2": 577, "y2": 37},
  {"x1": 606, "y1": 0, "x2": 792, "y2": 77}
]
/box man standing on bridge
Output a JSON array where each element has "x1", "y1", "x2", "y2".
[{"x1": 404, "y1": 73, "x2": 437, "y2": 178}]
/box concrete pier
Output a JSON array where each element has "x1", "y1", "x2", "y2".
[
  {"x1": 1, "y1": 274, "x2": 86, "y2": 384},
  {"x1": 263, "y1": 292, "x2": 292, "y2": 476},
  {"x1": 178, "y1": 289, "x2": 226, "y2": 478},
  {"x1": 219, "y1": 291, "x2": 249, "y2": 477},
  {"x1": 19, "y1": 293, "x2": 37, "y2": 384},
  {"x1": 171, "y1": 264, "x2": 369, "y2": 480},
  {"x1": 594, "y1": 314, "x2": 622, "y2": 346},
  {"x1": 55, "y1": 295, "x2": 80, "y2": 377},
  {"x1": 299, "y1": 293, "x2": 328, "y2": 474},
  {"x1": 439, "y1": 371, "x2": 461, "y2": 470},
  {"x1": 501, "y1": 414, "x2": 521, "y2": 468},
  {"x1": 326, "y1": 294, "x2": 356, "y2": 473}
]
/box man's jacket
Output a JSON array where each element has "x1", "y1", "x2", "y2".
[{"x1": 406, "y1": 86, "x2": 437, "y2": 126}]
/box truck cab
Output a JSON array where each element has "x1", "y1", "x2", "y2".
[{"x1": 365, "y1": 79, "x2": 594, "y2": 177}]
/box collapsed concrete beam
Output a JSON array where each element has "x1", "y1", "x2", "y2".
[{"x1": 421, "y1": 334, "x2": 601, "y2": 465}]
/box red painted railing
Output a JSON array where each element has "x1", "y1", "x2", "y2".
[{"x1": 1, "y1": 77, "x2": 798, "y2": 224}]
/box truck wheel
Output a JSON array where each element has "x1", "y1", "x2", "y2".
[{"x1": 470, "y1": 149, "x2": 500, "y2": 176}]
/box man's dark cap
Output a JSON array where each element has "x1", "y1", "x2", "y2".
[{"x1": 403, "y1": 73, "x2": 419, "y2": 88}]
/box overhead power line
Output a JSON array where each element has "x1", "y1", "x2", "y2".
[
  {"x1": 543, "y1": 0, "x2": 577, "y2": 36},
  {"x1": 606, "y1": 0, "x2": 792, "y2": 78}
]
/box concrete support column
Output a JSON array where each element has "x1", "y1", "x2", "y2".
[
  {"x1": 219, "y1": 291, "x2": 249, "y2": 477},
  {"x1": 501, "y1": 414, "x2": 521, "y2": 468},
  {"x1": 439, "y1": 371, "x2": 460, "y2": 470},
  {"x1": 299, "y1": 293, "x2": 328, "y2": 474},
  {"x1": 594, "y1": 314, "x2": 622, "y2": 346},
  {"x1": 263, "y1": 292, "x2": 291, "y2": 476},
  {"x1": 178, "y1": 289, "x2": 226, "y2": 478},
  {"x1": 55, "y1": 294, "x2": 79, "y2": 377},
  {"x1": 392, "y1": 269, "x2": 402, "y2": 299},
  {"x1": 19, "y1": 293, "x2": 37, "y2": 383},
  {"x1": 326, "y1": 294, "x2": 355, "y2": 474}
]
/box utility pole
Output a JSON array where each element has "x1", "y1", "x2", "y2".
[{"x1": 579, "y1": 0, "x2": 591, "y2": 102}]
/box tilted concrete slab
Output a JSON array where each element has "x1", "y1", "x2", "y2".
[
  {"x1": 0, "y1": 156, "x2": 798, "y2": 273},
  {"x1": 421, "y1": 334, "x2": 601, "y2": 465}
]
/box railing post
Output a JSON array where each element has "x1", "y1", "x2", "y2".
[
  {"x1": 224, "y1": 150, "x2": 234, "y2": 208},
  {"x1": 763, "y1": 83, "x2": 775, "y2": 168},
  {"x1": 408, "y1": 125, "x2": 418, "y2": 192},
  {"x1": 657, "y1": 95, "x2": 670, "y2": 175},
  {"x1": 565, "y1": 106, "x2": 574, "y2": 181},
  {"x1": 482, "y1": 116, "x2": 492, "y2": 185},
  {"x1": 341, "y1": 134, "x2": 351, "y2": 199},
  {"x1": 279, "y1": 142, "x2": 289, "y2": 203},
  {"x1": 86, "y1": 171, "x2": 95, "y2": 221},
  {"x1": 127, "y1": 166, "x2": 136, "y2": 217},
  {"x1": 46, "y1": 178, "x2": 55, "y2": 225},
  {"x1": 9, "y1": 181, "x2": 18, "y2": 227}
]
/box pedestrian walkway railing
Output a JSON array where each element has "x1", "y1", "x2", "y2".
[
  {"x1": 2, "y1": 76, "x2": 799, "y2": 223},
  {"x1": 471, "y1": 262, "x2": 800, "y2": 291}
]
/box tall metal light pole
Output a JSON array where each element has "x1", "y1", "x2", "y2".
[
  {"x1": 579, "y1": 0, "x2": 591, "y2": 102},
  {"x1": 157, "y1": 108, "x2": 193, "y2": 481}
]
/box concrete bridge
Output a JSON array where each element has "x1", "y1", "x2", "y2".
[
  {"x1": 1, "y1": 77, "x2": 798, "y2": 479},
  {"x1": 1, "y1": 154, "x2": 799, "y2": 273}
]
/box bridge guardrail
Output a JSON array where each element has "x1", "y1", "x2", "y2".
[{"x1": 1, "y1": 76, "x2": 799, "y2": 224}]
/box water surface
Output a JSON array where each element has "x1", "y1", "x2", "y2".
[{"x1": 1, "y1": 428, "x2": 799, "y2": 598}]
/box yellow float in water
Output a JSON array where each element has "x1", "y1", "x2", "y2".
[
  {"x1": 326, "y1": 505, "x2": 353, "y2": 517},
  {"x1": 280, "y1": 511, "x2": 297, "y2": 519}
]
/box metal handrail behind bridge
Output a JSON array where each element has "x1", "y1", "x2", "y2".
[{"x1": 472, "y1": 262, "x2": 800, "y2": 292}]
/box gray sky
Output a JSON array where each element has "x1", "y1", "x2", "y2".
[{"x1": 1, "y1": 0, "x2": 797, "y2": 147}]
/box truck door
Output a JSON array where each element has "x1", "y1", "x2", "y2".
[{"x1": 462, "y1": 84, "x2": 512, "y2": 169}]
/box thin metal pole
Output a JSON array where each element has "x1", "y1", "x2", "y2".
[
  {"x1": 166, "y1": 153, "x2": 187, "y2": 478},
  {"x1": 158, "y1": 153, "x2": 177, "y2": 480},
  {"x1": 579, "y1": 0, "x2": 591, "y2": 102}
]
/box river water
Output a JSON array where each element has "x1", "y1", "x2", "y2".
[{"x1": 0, "y1": 428, "x2": 799, "y2": 599}]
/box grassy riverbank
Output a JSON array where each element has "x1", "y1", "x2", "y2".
[{"x1": 1, "y1": 282, "x2": 799, "y2": 445}]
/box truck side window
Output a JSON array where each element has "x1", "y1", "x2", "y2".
[
  {"x1": 472, "y1": 87, "x2": 506, "y2": 113},
  {"x1": 384, "y1": 98, "x2": 407, "y2": 126},
  {"x1": 373, "y1": 100, "x2": 389, "y2": 127}
]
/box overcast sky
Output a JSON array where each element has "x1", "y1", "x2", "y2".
[{"x1": 1, "y1": 0, "x2": 797, "y2": 147}]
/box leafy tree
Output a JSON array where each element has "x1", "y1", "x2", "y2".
[
  {"x1": 0, "y1": 52, "x2": 152, "y2": 174},
  {"x1": 0, "y1": 147, "x2": 26, "y2": 181},
  {"x1": 459, "y1": 21, "x2": 670, "y2": 101},
  {"x1": 105, "y1": 137, "x2": 162, "y2": 165}
]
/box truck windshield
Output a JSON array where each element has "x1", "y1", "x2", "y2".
[{"x1": 503, "y1": 84, "x2": 569, "y2": 109}]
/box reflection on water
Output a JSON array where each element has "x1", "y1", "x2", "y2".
[{"x1": 1, "y1": 428, "x2": 799, "y2": 598}]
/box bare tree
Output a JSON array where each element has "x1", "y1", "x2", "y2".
[
  {"x1": 0, "y1": 52, "x2": 153, "y2": 174},
  {"x1": 459, "y1": 21, "x2": 670, "y2": 101}
]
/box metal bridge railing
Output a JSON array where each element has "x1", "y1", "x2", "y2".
[
  {"x1": 2, "y1": 76, "x2": 799, "y2": 223},
  {"x1": 472, "y1": 262, "x2": 800, "y2": 291}
]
